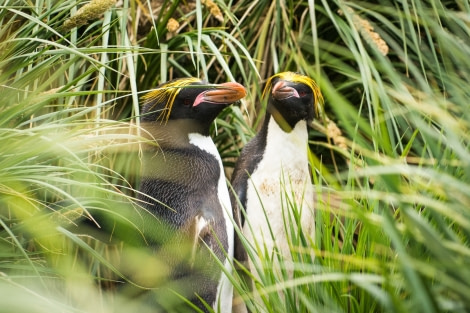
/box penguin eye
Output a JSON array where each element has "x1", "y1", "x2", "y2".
[
  {"x1": 183, "y1": 98, "x2": 192, "y2": 106},
  {"x1": 299, "y1": 91, "x2": 307, "y2": 97}
]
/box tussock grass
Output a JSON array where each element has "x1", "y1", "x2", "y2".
[{"x1": 1, "y1": 0, "x2": 469, "y2": 312}]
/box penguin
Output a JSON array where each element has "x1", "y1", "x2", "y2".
[
  {"x1": 137, "y1": 78, "x2": 246, "y2": 313},
  {"x1": 230, "y1": 72, "x2": 324, "y2": 283}
]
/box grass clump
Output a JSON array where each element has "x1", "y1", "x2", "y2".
[{"x1": 1, "y1": 1, "x2": 470, "y2": 313}]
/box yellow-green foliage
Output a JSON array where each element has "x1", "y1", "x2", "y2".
[{"x1": 1, "y1": 1, "x2": 470, "y2": 312}]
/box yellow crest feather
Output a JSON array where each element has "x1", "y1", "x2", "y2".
[
  {"x1": 262, "y1": 72, "x2": 324, "y2": 117},
  {"x1": 142, "y1": 77, "x2": 201, "y2": 122}
]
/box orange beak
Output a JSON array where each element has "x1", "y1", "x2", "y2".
[
  {"x1": 195, "y1": 82, "x2": 246, "y2": 105},
  {"x1": 272, "y1": 80, "x2": 300, "y2": 100}
]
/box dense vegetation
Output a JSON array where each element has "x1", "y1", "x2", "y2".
[{"x1": 1, "y1": 0, "x2": 469, "y2": 312}]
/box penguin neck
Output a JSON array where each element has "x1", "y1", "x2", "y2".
[
  {"x1": 262, "y1": 113, "x2": 310, "y2": 163},
  {"x1": 143, "y1": 119, "x2": 209, "y2": 149}
]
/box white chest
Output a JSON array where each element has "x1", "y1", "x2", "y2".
[
  {"x1": 243, "y1": 119, "x2": 315, "y2": 258},
  {"x1": 188, "y1": 133, "x2": 233, "y2": 312}
]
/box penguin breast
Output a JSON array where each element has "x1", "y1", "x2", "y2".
[
  {"x1": 243, "y1": 118, "x2": 315, "y2": 260},
  {"x1": 188, "y1": 132, "x2": 234, "y2": 312}
]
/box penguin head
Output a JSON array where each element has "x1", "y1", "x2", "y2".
[
  {"x1": 141, "y1": 78, "x2": 246, "y2": 128},
  {"x1": 263, "y1": 72, "x2": 323, "y2": 132}
]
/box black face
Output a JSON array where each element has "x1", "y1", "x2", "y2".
[
  {"x1": 168, "y1": 83, "x2": 229, "y2": 124},
  {"x1": 142, "y1": 80, "x2": 246, "y2": 128},
  {"x1": 268, "y1": 78, "x2": 316, "y2": 131}
]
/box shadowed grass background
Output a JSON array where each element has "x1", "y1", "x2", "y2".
[{"x1": 1, "y1": 0, "x2": 469, "y2": 312}]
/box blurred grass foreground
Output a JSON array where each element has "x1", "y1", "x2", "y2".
[{"x1": 1, "y1": 1, "x2": 470, "y2": 313}]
